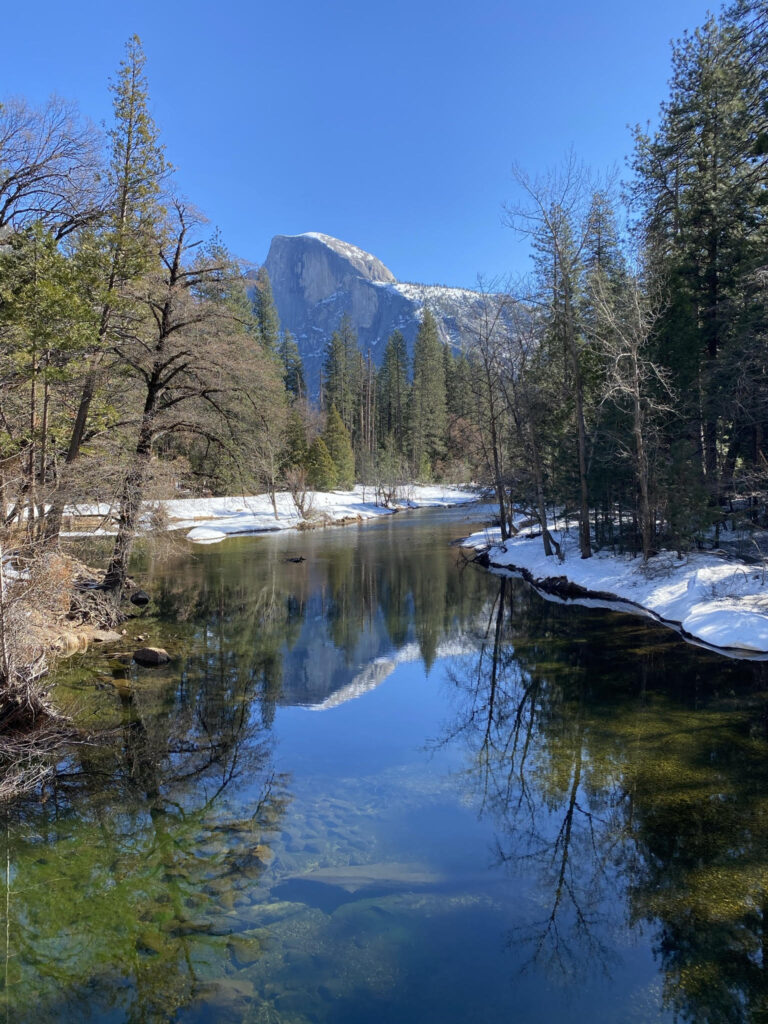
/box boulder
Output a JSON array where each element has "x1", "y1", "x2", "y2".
[
  {"x1": 129, "y1": 590, "x2": 150, "y2": 607},
  {"x1": 133, "y1": 647, "x2": 171, "y2": 667},
  {"x1": 91, "y1": 629, "x2": 123, "y2": 643}
]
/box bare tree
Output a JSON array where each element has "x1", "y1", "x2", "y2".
[
  {"x1": 103, "y1": 200, "x2": 247, "y2": 595},
  {"x1": 498, "y1": 297, "x2": 563, "y2": 559},
  {"x1": 505, "y1": 155, "x2": 612, "y2": 558},
  {"x1": 0, "y1": 96, "x2": 105, "y2": 239},
  {"x1": 591, "y1": 274, "x2": 672, "y2": 561},
  {"x1": 464, "y1": 281, "x2": 518, "y2": 541}
]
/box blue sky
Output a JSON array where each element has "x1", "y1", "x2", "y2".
[{"x1": 3, "y1": 0, "x2": 712, "y2": 288}]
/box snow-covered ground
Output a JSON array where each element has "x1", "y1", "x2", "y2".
[
  {"x1": 463, "y1": 523, "x2": 768, "y2": 657},
  {"x1": 174, "y1": 486, "x2": 475, "y2": 544},
  {"x1": 63, "y1": 486, "x2": 477, "y2": 545}
]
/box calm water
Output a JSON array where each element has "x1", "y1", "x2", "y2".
[{"x1": 4, "y1": 504, "x2": 768, "y2": 1023}]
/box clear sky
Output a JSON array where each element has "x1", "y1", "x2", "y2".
[{"x1": 2, "y1": 0, "x2": 713, "y2": 289}]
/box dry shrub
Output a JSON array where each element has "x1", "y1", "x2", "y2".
[
  {"x1": 24, "y1": 550, "x2": 79, "y2": 618},
  {"x1": 285, "y1": 466, "x2": 314, "y2": 518},
  {"x1": 0, "y1": 550, "x2": 85, "y2": 734}
]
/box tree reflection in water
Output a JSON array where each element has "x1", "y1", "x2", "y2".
[
  {"x1": 1, "y1": 607, "x2": 290, "y2": 1023},
  {"x1": 1, "y1": 515, "x2": 494, "y2": 1022},
  {"x1": 12, "y1": 519, "x2": 768, "y2": 1021},
  {"x1": 445, "y1": 574, "x2": 768, "y2": 1022}
]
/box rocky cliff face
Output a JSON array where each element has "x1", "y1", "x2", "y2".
[{"x1": 262, "y1": 232, "x2": 493, "y2": 394}]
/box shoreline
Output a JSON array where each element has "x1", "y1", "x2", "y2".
[
  {"x1": 463, "y1": 525, "x2": 768, "y2": 660},
  {"x1": 41, "y1": 487, "x2": 481, "y2": 662},
  {"x1": 63, "y1": 484, "x2": 480, "y2": 546}
]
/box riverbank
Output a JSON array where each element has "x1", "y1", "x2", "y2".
[
  {"x1": 63, "y1": 485, "x2": 478, "y2": 545},
  {"x1": 463, "y1": 525, "x2": 768, "y2": 657},
  {"x1": 2, "y1": 487, "x2": 477, "y2": 691}
]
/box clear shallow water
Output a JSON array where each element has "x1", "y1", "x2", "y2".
[{"x1": 4, "y1": 505, "x2": 768, "y2": 1022}]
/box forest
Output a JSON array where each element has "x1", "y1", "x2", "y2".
[{"x1": 0, "y1": 4, "x2": 766, "y2": 705}]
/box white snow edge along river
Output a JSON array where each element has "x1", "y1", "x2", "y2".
[
  {"x1": 61, "y1": 485, "x2": 478, "y2": 545},
  {"x1": 462, "y1": 523, "x2": 768, "y2": 657}
]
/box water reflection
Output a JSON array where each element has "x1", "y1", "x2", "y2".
[
  {"x1": 142, "y1": 516, "x2": 492, "y2": 708},
  {"x1": 2, "y1": 590, "x2": 290, "y2": 1022},
  {"x1": 3, "y1": 511, "x2": 495, "y2": 1022},
  {"x1": 5, "y1": 510, "x2": 768, "y2": 1021},
  {"x1": 446, "y1": 574, "x2": 768, "y2": 1022}
]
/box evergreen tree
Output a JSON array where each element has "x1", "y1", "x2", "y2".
[
  {"x1": 580, "y1": 191, "x2": 629, "y2": 537},
  {"x1": 409, "y1": 307, "x2": 447, "y2": 478},
  {"x1": 323, "y1": 313, "x2": 360, "y2": 433},
  {"x1": 518, "y1": 163, "x2": 595, "y2": 558},
  {"x1": 279, "y1": 329, "x2": 306, "y2": 399},
  {"x1": 323, "y1": 404, "x2": 355, "y2": 490},
  {"x1": 199, "y1": 229, "x2": 257, "y2": 329},
  {"x1": 0, "y1": 223, "x2": 92, "y2": 537},
  {"x1": 583, "y1": 190, "x2": 626, "y2": 282},
  {"x1": 306, "y1": 435, "x2": 337, "y2": 491},
  {"x1": 252, "y1": 265, "x2": 281, "y2": 354},
  {"x1": 358, "y1": 348, "x2": 377, "y2": 477},
  {"x1": 377, "y1": 329, "x2": 409, "y2": 451},
  {"x1": 446, "y1": 350, "x2": 474, "y2": 423},
  {"x1": 47, "y1": 35, "x2": 168, "y2": 542},
  {"x1": 630, "y1": 13, "x2": 768, "y2": 496},
  {"x1": 284, "y1": 404, "x2": 309, "y2": 467}
]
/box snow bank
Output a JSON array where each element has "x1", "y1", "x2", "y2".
[
  {"x1": 463, "y1": 524, "x2": 768, "y2": 657},
  {"x1": 64, "y1": 486, "x2": 477, "y2": 546},
  {"x1": 176, "y1": 486, "x2": 474, "y2": 544}
]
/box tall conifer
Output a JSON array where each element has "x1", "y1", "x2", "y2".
[
  {"x1": 253, "y1": 266, "x2": 280, "y2": 354},
  {"x1": 409, "y1": 307, "x2": 447, "y2": 478},
  {"x1": 47, "y1": 35, "x2": 168, "y2": 542},
  {"x1": 378, "y1": 329, "x2": 409, "y2": 450},
  {"x1": 323, "y1": 404, "x2": 355, "y2": 489},
  {"x1": 323, "y1": 313, "x2": 360, "y2": 433}
]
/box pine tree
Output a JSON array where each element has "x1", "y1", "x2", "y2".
[
  {"x1": 279, "y1": 329, "x2": 306, "y2": 399},
  {"x1": 378, "y1": 330, "x2": 409, "y2": 451},
  {"x1": 306, "y1": 435, "x2": 337, "y2": 491},
  {"x1": 284, "y1": 405, "x2": 309, "y2": 467},
  {"x1": 409, "y1": 307, "x2": 447, "y2": 479},
  {"x1": 445, "y1": 350, "x2": 473, "y2": 423},
  {"x1": 323, "y1": 313, "x2": 360, "y2": 433},
  {"x1": 516, "y1": 162, "x2": 595, "y2": 557},
  {"x1": 47, "y1": 35, "x2": 168, "y2": 542},
  {"x1": 323, "y1": 404, "x2": 355, "y2": 490},
  {"x1": 630, "y1": 13, "x2": 767, "y2": 496},
  {"x1": 252, "y1": 266, "x2": 280, "y2": 354},
  {"x1": 0, "y1": 224, "x2": 92, "y2": 537}
]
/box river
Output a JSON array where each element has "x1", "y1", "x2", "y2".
[{"x1": 3, "y1": 503, "x2": 768, "y2": 1023}]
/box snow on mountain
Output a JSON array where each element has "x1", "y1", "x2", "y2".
[{"x1": 262, "y1": 232, "x2": 508, "y2": 394}]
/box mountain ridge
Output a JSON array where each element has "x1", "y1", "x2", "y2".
[{"x1": 261, "y1": 232, "x2": 495, "y2": 394}]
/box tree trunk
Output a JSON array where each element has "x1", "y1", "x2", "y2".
[
  {"x1": 103, "y1": 414, "x2": 154, "y2": 594},
  {"x1": 564, "y1": 300, "x2": 592, "y2": 559}
]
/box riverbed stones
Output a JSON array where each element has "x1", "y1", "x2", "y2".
[
  {"x1": 133, "y1": 646, "x2": 171, "y2": 666},
  {"x1": 227, "y1": 932, "x2": 265, "y2": 968},
  {"x1": 91, "y1": 629, "x2": 123, "y2": 643}
]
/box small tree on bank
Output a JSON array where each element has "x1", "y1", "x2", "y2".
[
  {"x1": 306, "y1": 436, "x2": 337, "y2": 491},
  {"x1": 323, "y1": 404, "x2": 355, "y2": 490}
]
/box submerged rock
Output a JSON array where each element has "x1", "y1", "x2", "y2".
[{"x1": 133, "y1": 647, "x2": 171, "y2": 666}]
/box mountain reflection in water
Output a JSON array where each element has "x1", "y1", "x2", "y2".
[{"x1": 3, "y1": 506, "x2": 768, "y2": 1023}]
